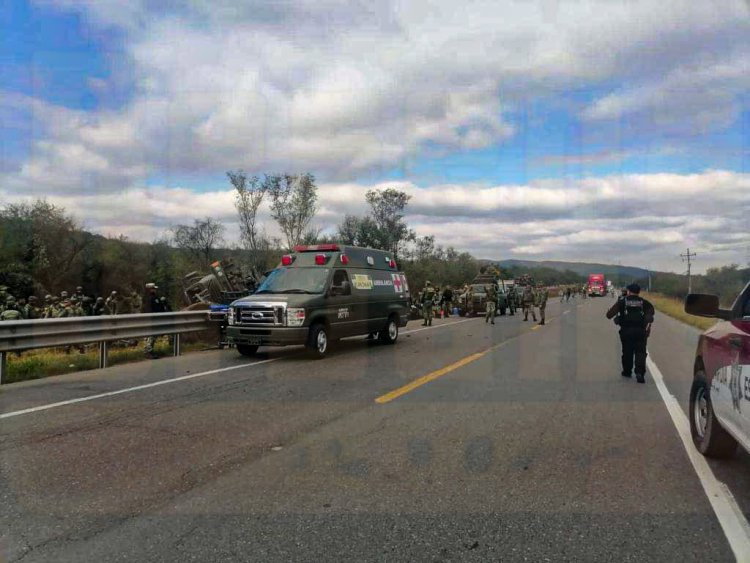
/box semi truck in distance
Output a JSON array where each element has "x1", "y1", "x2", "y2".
[{"x1": 588, "y1": 273, "x2": 606, "y2": 297}]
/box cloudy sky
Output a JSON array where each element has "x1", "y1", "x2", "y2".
[{"x1": 2, "y1": 0, "x2": 749, "y2": 273}]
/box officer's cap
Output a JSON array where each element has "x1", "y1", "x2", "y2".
[
  {"x1": 145, "y1": 282, "x2": 158, "y2": 289},
  {"x1": 626, "y1": 283, "x2": 641, "y2": 294}
]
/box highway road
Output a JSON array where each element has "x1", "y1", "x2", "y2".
[{"x1": 2, "y1": 297, "x2": 750, "y2": 562}]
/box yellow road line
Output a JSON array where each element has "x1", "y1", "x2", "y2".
[
  {"x1": 375, "y1": 312, "x2": 557, "y2": 404},
  {"x1": 375, "y1": 351, "x2": 486, "y2": 404}
]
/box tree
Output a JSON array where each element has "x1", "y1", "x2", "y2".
[
  {"x1": 0, "y1": 199, "x2": 92, "y2": 292},
  {"x1": 228, "y1": 170, "x2": 270, "y2": 277},
  {"x1": 267, "y1": 173, "x2": 319, "y2": 250},
  {"x1": 364, "y1": 188, "x2": 414, "y2": 257},
  {"x1": 171, "y1": 217, "x2": 226, "y2": 265}
]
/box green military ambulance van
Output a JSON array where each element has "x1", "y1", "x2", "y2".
[{"x1": 226, "y1": 244, "x2": 411, "y2": 358}]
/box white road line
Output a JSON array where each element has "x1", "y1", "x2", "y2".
[
  {"x1": 401, "y1": 316, "x2": 477, "y2": 335},
  {"x1": 0, "y1": 358, "x2": 279, "y2": 420},
  {"x1": 0, "y1": 318, "x2": 478, "y2": 420},
  {"x1": 648, "y1": 355, "x2": 750, "y2": 561}
]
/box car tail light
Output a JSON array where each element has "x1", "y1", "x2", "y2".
[
  {"x1": 281, "y1": 255, "x2": 294, "y2": 266},
  {"x1": 340, "y1": 254, "x2": 349, "y2": 265},
  {"x1": 315, "y1": 254, "x2": 328, "y2": 265}
]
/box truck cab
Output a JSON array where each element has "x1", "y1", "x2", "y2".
[
  {"x1": 226, "y1": 244, "x2": 410, "y2": 358},
  {"x1": 686, "y1": 282, "x2": 750, "y2": 458}
]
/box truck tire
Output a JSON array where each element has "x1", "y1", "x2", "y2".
[
  {"x1": 237, "y1": 344, "x2": 259, "y2": 357},
  {"x1": 690, "y1": 373, "x2": 737, "y2": 458},
  {"x1": 378, "y1": 316, "x2": 399, "y2": 345},
  {"x1": 306, "y1": 323, "x2": 329, "y2": 359}
]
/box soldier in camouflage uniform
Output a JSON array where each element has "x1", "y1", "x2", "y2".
[
  {"x1": 143, "y1": 283, "x2": 162, "y2": 358},
  {"x1": 73, "y1": 286, "x2": 85, "y2": 302},
  {"x1": 24, "y1": 296, "x2": 41, "y2": 319},
  {"x1": 105, "y1": 291, "x2": 119, "y2": 315},
  {"x1": 536, "y1": 283, "x2": 549, "y2": 325},
  {"x1": 0, "y1": 296, "x2": 22, "y2": 321},
  {"x1": 506, "y1": 285, "x2": 517, "y2": 315},
  {"x1": 420, "y1": 281, "x2": 436, "y2": 326},
  {"x1": 522, "y1": 285, "x2": 537, "y2": 322},
  {"x1": 484, "y1": 283, "x2": 497, "y2": 325},
  {"x1": 92, "y1": 296, "x2": 107, "y2": 316},
  {"x1": 0, "y1": 286, "x2": 8, "y2": 313}
]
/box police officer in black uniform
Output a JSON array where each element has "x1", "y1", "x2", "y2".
[{"x1": 606, "y1": 283, "x2": 655, "y2": 383}]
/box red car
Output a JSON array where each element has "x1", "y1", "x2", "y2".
[{"x1": 686, "y1": 282, "x2": 750, "y2": 458}]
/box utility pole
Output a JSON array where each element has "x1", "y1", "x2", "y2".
[{"x1": 680, "y1": 248, "x2": 697, "y2": 294}]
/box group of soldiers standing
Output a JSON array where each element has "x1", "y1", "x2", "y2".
[
  {"x1": 417, "y1": 279, "x2": 549, "y2": 327},
  {"x1": 0, "y1": 284, "x2": 170, "y2": 322}
]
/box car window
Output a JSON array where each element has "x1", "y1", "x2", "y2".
[{"x1": 332, "y1": 270, "x2": 349, "y2": 287}]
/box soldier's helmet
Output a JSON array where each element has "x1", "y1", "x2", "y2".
[
  {"x1": 44, "y1": 294, "x2": 52, "y2": 301},
  {"x1": 28, "y1": 296, "x2": 37, "y2": 302},
  {"x1": 111, "y1": 290, "x2": 118, "y2": 296},
  {"x1": 6, "y1": 295, "x2": 16, "y2": 304},
  {"x1": 96, "y1": 296, "x2": 104, "y2": 303},
  {"x1": 425, "y1": 280, "x2": 432, "y2": 286},
  {"x1": 76, "y1": 286, "x2": 83, "y2": 292},
  {"x1": 52, "y1": 296, "x2": 60, "y2": 303},
  {"x1": 60, "y1": 291, "x2": 69, "y2": 298}
]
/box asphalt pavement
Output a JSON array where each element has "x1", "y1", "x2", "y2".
[{"x1": 1, "y1": 297, "x2": 748, "y2": 562}]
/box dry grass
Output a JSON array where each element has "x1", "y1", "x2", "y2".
[
  {"x1": 643, "y1": 292, "x2": 717, "y2": 331},
  {"x1": 4, "y1": 338, "x2": 215, "y2": 385}
]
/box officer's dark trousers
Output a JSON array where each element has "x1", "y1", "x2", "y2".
[{"x1": 619, "y1": 328, "x2": 647, "y2": 376}]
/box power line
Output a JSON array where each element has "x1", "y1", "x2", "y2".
[{"x1": 680, "y1": 248, "x2": 697, "y2": 294}]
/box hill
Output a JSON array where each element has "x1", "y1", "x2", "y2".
[{"x1": 494, "y1": 259, "x2": 649, "y2": 281}]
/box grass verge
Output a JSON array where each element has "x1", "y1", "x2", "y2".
[
  {"x1": 3, "y1": 337, "x2": 216, "y2": 385},
  {"x1": 643, "y1": 292, "x2": 716, "y2": 331}
]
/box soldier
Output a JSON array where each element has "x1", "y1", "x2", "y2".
[
  {"x1": 442, "y1": 285, "x2": 454, "y2": 317},
  {"x1": 143, "y1": 283, "x2": 162, "y2": 358},
  {"x1": 536, "y1": 283, "x2": 549, "y2": 325},
  {"x1": 0, "y1": 285, "x2": 8, "y2": 312},
  {"x1": 105, "y1": 291, "x2": 119, "y2": 315},
  {"x1": 73, "y1": 286, "x2": 85, "y2": 302},
  {"x1": 130, "y1": 290, "x2": 143, "y2": 314},
  {"x1": 507, "y1": 285, "x2": 517, "y2": 316},
  {"x1": 606, "y1": 283, "x2": 655, "y2": 383},
  {"x1": 159, "y1": 295, "x2": 172, "y2": 312},
  {"x1": 484, "y1": 283, "x2": 497, "y2": 325},
  {"x1": 69, "y1": 296, "x2": 85, "y2": 316},
  {"x1": 522, "y1": 285, "x2": 537, "y2": 322},
  {"x1": 92, "y1": 296, "x2": 107, "y2": 316},
  {"x1": 0, "y1": 296, "x2": 22, "y2": 321},
  {"x1": 24, "y1": 296, "x2": 41, "y2": 319},
  {"x1": 60, "y1": 290, "x2": 69, "y2": 302},
  {"x1": 420, "y1": 281, "x2": 436, "y2": 327}
]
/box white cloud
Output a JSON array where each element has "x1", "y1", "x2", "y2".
[
  {"x1": 3, "y1": 0, "x2": 746, "y2": 197},
  {"x1": 2, "y1": 169, "x2": 747, "y2": 273}
]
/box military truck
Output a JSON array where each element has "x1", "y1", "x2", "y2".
[{"x1": 182, "y1": 259, "x2": 258, "y2": 347}]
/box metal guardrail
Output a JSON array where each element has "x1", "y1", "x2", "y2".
[{"x1": 0, "y1": 311, "x2": 213, "y2": 384}]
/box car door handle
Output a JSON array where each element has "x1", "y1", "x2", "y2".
[{"x1": 729, "y1": 336, "x2": 743, "y2": 349}]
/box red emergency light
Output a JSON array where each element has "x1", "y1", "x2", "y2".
[
  {"x1": 315, "y1": 254, "x2": 329, "y2": 265},
  {"x1": 340, "y1": 254, "x2": 349, "y2": 265},
  {"x1": 389, "y1": 259, "x2": 397, "y2": 268},
  {"x1": 294, "y1": 244, "x2": 340, "y2": 253},
  {"x1": 281, "y1": 255, "x2": 294, "y2": 266}
]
